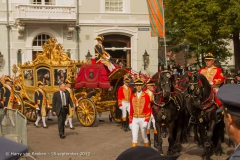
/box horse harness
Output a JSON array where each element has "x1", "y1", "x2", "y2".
[
  {"x1": 152, "y1": 91, "x2": 182, "y2": 121},
  {"x1": 186, "y1": 81, "x2": 219, "y2": 124}
]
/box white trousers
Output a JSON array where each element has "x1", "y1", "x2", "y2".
[
  {"x1": 108, "y1": 64, "x2": 116, "y2": 72},
  {"x1": 213, "y1": 88, "x2": 219, "y2": 92},
  {"x1": 147, "y1": 114, "x2": 156, "y2": 130},
  {"x1": 121, "y1": 102, "x2": 130, "y2": 118},
  {"x1": 132, "y1": 117, "x2": 149, "y2": 143}
]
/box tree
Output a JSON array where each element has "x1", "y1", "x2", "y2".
[
  {"x1": 164, "y1": 0, "x2": 236, "y2": 68},
  {"x1": 218, "y1": 0, "x2": 240, "y2": 70}
]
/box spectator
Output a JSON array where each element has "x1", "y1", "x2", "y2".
[
  {"x1": 217, "y1": 84, "x2": 240, "y2": 160},
  {"x1": 175, "y1": 62, "x2": 181, "y2": 73},
  {"x1": 173, "y1": 68, "x2": 179, "y2": 75}
]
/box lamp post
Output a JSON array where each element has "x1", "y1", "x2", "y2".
[
  {"x1": 85, "y1": 50, "x2": 92, "y2": 64},
  {"x1": 0, "y1": 51, "x2": 3, "y2": 67},
  {"x1": 180, "y1": 39, "x2": 190, "y2": 66},
  {"x1": 143, "y1": 50, "x2": 149, "y2": 70}
]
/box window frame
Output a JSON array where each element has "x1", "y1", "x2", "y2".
[
  {"x1": 30, "y1": 0, "x2": 56, "y2": 5},
  {"x1": 101, "y1": 0, "x2": 130, "y2": 13}
]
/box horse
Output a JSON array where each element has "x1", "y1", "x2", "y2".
[
  {"x1": 152, "y1": 70, "x2": 185, "y2": 155},
  {"x1": 186, "y1": 73, "x2": 224, "y2": 160},
  {"x1": 174, "y1": 71, "x2": 195, "y2": 144}
]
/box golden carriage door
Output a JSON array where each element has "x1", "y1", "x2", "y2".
[{"x1": 102, "y1": 34, "x2": 131, "y2": 68}]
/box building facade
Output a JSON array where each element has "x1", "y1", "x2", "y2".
[{"x1": 0, "y1": 0, "x2": 158, "y2": 75}]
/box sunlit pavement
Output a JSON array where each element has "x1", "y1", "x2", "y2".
[{"x1": 27, "y1": 112, "x2": 233, "y2": 160}]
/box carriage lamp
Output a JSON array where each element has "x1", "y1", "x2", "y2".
[
  {"x1": 180, "y1": 39, "x2": 190, "y2": 66},
  {"x1": 143, "y1": 50, "x2": 149, "y2": 70},
  {"x1": 0, "y1": 51, "x2": 3, "y2": 67},
  {"x1": 85, "y1": 50, "x2": 92, "y2": 64}
]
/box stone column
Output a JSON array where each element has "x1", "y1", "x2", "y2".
[{"x1": 126, "y1": 50, "x2": 130, "y2": 68}]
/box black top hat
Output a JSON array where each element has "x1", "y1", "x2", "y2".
[
  {"x1": 135, "y1": 78, "x2": 144, "y2": 85},
  {"x1": 4, "y1": 76, "x2": 13, "y2": 83},
  {"x1": 94, "y1": 36, "x2": 104, "y2": 41},
  {"x1": 205, "y1": 52, "x2": 214, "y2": 60},
  {"x1": 37, "y1": 81, "x2": 44, "y2": 86},
  {"x1": 146, "y1": 79, "x2": 155, "y2": 86}
]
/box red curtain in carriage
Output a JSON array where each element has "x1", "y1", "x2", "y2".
[{"x1": 75, "y1": 64, "x2": 111, "y2": 89}]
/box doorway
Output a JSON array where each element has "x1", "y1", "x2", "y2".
[{"x1": 102, "y1": 34, "x2": 131, "y2": 68}]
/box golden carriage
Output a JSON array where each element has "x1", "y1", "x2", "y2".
[{"x1": 12, "y1": 38, "x2": 127, "y2": 126}]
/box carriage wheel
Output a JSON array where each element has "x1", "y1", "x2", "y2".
[
  {"x1": 14, "y1": 93, "x2": 24, "y2": 114},
  {"x1": 110, "y1": 104, "x2": 122, "y2": 123},
  {"x1": 24, "y1": 103, "x2": 37, "y2": 122},
  {"x1": 76, "y1": 98, "x2": 97, "y2": 127}
]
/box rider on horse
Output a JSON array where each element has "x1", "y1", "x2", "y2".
[{"x1": 198, "y1": 52, "x2": 225, "y2": 107}]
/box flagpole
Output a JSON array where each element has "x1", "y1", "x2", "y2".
[{"x1": 162, "y1": 0, "x2": 167, "y2": 68}]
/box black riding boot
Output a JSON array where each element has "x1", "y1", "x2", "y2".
[
  {"x1": 154, "y1": 133, "x2": 159, "y2": 149},
  {"x1": 147, "y1": 133, "x2": 151, "y2": 146}
]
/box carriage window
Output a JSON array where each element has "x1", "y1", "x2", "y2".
[
  {"x1": 23, "y1": 69, "x2": 34, "y2": 86},
  {"x1": 54, "y1": 69, "x2": 67, "y2": 86},
  {"x1": 37, "y1": 67, "x2": 51, "y2": 86}
]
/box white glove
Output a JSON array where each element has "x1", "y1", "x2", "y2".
[
  {"x1": 36, "y1": 108, "x2": 40, "y2": 110},
  {"x1": 119, "y1": 106, "x2": 122, "y2": 110},
  {"x1": 129, "y1": 124, "x2": 132, "y2": 130},
  {"x1": 106, "y1": 56, "x2": 110, "y2": 60},
  {"x1": 209, "y1": 81, "x2": 213, "y2": 85},
  {"x1": 17, "y1": 102, "x2": 21, "y2": 105},
  {"x1": 143, "y1": 122, "x2": 148, "y2": 129},
  {"x1": 76, "y1": 104, "x2": 79, "y2": 107}
]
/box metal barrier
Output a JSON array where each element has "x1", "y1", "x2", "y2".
[{"x1": 0, "y1": 108, "x2": 27, "y2": 145}]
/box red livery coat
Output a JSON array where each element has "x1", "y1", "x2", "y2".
[
  {"x1": 199, "y1": 66, "x2": 225, "y2": 88},
  {"x1": 117, "y1": 85, "x2": 132, "y2": 107},
  {"x1": 129, "y1": 92, "x2": 151, "y2": 124}
]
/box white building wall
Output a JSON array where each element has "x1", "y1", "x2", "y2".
[{"x1": 0, "y1": 0, "x2": 159, "y2": 76}]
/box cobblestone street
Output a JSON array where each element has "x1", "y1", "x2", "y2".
[{"x1": 27, "y1": 112, "x2": 233, "y2": 160}]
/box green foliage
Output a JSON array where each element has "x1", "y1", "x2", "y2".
[{"x1": 164, "y1": 0, "x2": 237, "y2": 66}]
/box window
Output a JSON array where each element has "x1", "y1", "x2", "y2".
[
  {"x1": 32, "y1": 34, "x2": 51, "y2": 47},
  {"x1": 32, "y1": 34, "x2": 51, "y2": 60},
  {"x1": 17, "y1": 49, "x2": 22, "y2": 64},
  {"x1": 30, "y1": 0, "x2": 55, "y2": 5},
  {"x1": 105, "y1": 0, "x2": 123, "y2": 12}
]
